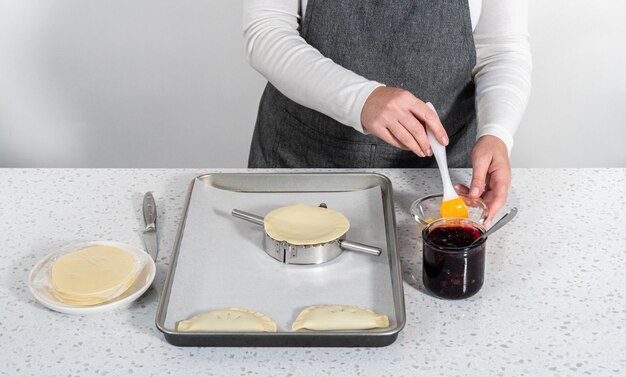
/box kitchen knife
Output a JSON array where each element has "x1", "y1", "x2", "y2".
[{"x1": 142, "y1": 192, "x2": 158, "y2": 261}]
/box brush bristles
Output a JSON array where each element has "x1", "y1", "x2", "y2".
[{"x1": 440, "y1": 197, "x2": 469, "y2": 218}]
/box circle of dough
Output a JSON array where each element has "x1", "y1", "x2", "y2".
[
  {"x1": 51, "y1": 246, "x2": 137, "y2": 298},
  {"x1": 264, "y1": 204, "x2": 350, "y2": 245}
]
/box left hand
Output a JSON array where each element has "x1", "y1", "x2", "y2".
[{"x1": 454, "y1": 135, "x2": 511, "y2": 225}]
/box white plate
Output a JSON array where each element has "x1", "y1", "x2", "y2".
[{"x1": 29, "y1": 240, "x2": 156, "y2": 315}]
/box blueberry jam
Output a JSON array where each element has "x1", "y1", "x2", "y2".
[
  {"x1": 423, "y1": 225, "x2": 486, "y2": 299},
  {"x1": 427, "y1": 225, "x2": 482, "y2": 248}
]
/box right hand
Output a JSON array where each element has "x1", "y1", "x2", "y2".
[{"x1": 361, "y1": 86, "x2": 449, "y2": 157}]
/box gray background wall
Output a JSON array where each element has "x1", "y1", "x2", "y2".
[{"x1": 1, "y1": 0, "x2": 625, "y2": 168}]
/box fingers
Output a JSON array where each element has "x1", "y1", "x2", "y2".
[
  {"x1": 469, "y1": 154, "x2": 490, "y2": 198},
  {"x1": 361, "y1": 87, "x2": 449, "y2": 157},
  {"x1": 469, "y1": 136, "x2": 512, "y2": 224},
  {"x1": 387, "y1": 121, "x2": 424, "y2": 156},
  {"x1": 379, "y1": 128, "x2": 411, "y2": 151},
  {"x1": 483, "y1": 169, "x2": 510, "y2": 224},
  {"x1": 453, "y1": 183, "x2": 470, "y2": 196},
  {"x1": 482, "y1": 188, "x2": 507, "y2": 226},
  {"x1": 398, "y1": 114, "x2": 431, "y2": 156},
  {"x1": 410, "y1": 101, "x2": 449, "y2": 146}
]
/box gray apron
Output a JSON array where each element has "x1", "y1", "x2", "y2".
[{"x1": 248, "y1": 0, "x2": 477, "y2": 168}]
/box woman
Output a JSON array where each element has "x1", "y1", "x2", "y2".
[{"x1": 243, "y1": 0, "x2": 531, "y2": 222}]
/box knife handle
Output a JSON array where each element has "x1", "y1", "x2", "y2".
[{"x1": 143, "y1": 192, "x2": 157, "y2": 229}]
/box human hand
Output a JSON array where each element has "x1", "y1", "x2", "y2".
[
  {"x1": 361, "y1": 86, "x2": 449, "y2": 157},
  {"x1": 454, "y1": 135, "x2": 511, "y2": 225}
]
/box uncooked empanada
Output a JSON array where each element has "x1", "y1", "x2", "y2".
[
  {"x1": 176, "y1": 308, "x2": 277, "y2": 332},
  {"x1": 292, "y1": 304, "x2": 389, "y2": 331},
  {"x1": 264, "y1": 204, "x2": 350, "y2": 245}
]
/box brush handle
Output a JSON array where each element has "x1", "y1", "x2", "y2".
[{"x1": 425, "y1": 102, "x2": 456, "y2": 201}]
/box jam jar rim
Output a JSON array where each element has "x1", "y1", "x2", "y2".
[{"x1": 422, "y1": 217, "x2": 487, "y2": 253}]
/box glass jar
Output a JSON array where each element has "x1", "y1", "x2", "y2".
[{"x1": 422, "y1": 217, "x2": 487, "y2": 299}]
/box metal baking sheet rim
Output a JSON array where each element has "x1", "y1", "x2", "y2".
[{"x1": 155, "y1": 172, "x2": 406, "y2": 347}]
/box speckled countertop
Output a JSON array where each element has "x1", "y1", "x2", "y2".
[{"x1": 1, "y1": 168, "x2": 625, "y2": 377}]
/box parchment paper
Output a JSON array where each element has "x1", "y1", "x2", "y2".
[{"x1": 163, "y1": 178, "x2": 396, "y2": 332}]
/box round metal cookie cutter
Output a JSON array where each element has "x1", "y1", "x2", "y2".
[{"x1": 231, "y1": 205, "x2": 382, "y2": 265}]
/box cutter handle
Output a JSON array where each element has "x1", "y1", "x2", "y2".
[
  {"x1": 339, "y1": 240, "x2": 382, "y2": 256},
  {"x1": 232, "y1": 209, "x2": 265, "y2": 226}
]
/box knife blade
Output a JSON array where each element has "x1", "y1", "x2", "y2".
[{"x1": 142, "y1": 192, "x2": 158, "y2": 261}]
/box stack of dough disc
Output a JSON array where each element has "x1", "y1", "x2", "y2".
[
  {"x1": 264, "y1": 204, "x2": 350, "y2": 245},
  {"x1": 50, "y1": 245, "x2": 138, "y2": 306}
]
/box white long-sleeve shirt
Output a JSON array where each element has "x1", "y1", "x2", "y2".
[{"x1": 243, "y1": 0, "x2": 532, "y2": 153}]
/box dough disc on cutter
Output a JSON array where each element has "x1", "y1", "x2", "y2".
[{"x1": 264, "y1": 204, "x2": 350, "y2": 245}]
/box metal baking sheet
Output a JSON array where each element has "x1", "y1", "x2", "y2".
[{"x1": 156, "y1": 172, "x2": 405, "y2": 347}]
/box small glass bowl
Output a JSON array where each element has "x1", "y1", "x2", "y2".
[{"x1": 410, "y1": 193, "x2": 489, "y2": 229}]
